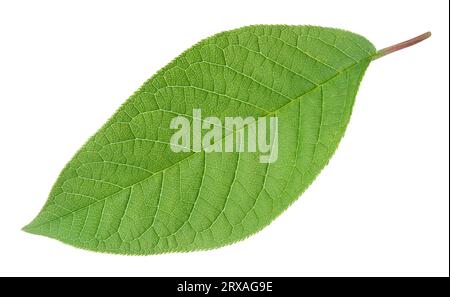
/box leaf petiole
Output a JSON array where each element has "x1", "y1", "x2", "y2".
[{"x1": 373, "y1": 31, "x2": 431, "y2": 60}]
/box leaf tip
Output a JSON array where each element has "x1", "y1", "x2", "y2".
[
  {"x1": 21, "y1": 224, "x2": 33, "y2": 233},
  {"x1": 21, "y1": 220, "x2": 40, "y2": 235}
]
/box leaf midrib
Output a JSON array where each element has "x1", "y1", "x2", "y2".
[{"x1": 27, "y1": 54, "x2": 374, "y2": 231}]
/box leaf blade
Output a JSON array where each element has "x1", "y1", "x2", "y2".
[{"x1": 24, "y1": 25, "x2": 376, "y2": 254}]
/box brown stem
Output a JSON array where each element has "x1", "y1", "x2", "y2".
[{"x1": 373, "y1": 32, "x2": 431, "y2": 60}]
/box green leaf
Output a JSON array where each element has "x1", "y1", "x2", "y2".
[{"x1": 24, "y1": 25, "x2": 378, "y2": 255}]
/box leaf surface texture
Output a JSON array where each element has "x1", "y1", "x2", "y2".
[{"x1": 24, "y1": 26, "x2": 376, "y2": 254}]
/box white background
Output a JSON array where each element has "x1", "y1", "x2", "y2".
[{"x1": 0, "y1": 0, "x2": 448, "y2": 277}]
